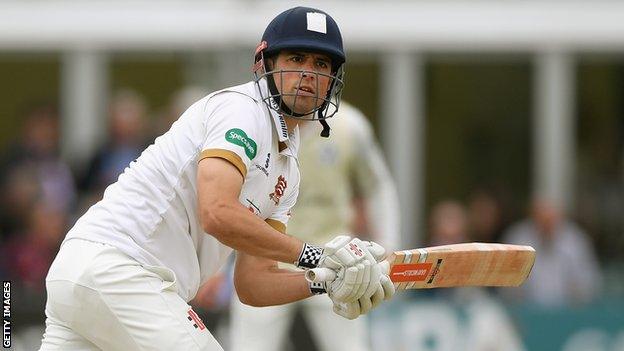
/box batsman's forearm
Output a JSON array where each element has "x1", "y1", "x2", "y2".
[
  {"x1": 236, "y1": 269, "x2": 312, "y2": 306},
  {"x1": 202, "y1": 200, "x2": 303, "y2": 264}
]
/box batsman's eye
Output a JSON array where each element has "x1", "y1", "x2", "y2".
[{"x1": 316, "y1": 61, "x2": 329, "y2": 70}]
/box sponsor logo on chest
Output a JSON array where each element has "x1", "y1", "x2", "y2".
[{"x1": 225, "y1": 128, "x2": 257, "y2": 160}]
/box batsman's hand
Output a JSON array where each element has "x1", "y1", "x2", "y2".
[
  {"x1": 331, "y1": 264, "x2": 395, "y2": 320},
  {"x1": 317, "y1": 236, "x2": 385, "y2": 303}
]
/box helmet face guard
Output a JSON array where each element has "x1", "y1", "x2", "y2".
[
  {"x1": 253, "y1": 45, "x2": 345, "y2": 120},
  {"x1": 253, "y1": 7, "x2": 346, "y2": 122}
]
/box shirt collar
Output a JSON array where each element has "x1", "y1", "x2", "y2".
[{"x1": 282, "y1": 124, "x2": 300, "y2": 157}]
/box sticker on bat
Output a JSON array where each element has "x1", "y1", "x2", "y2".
[
  {"x1": 427, "y1": 259, "x2": 443, "y2": 284},
  {"x1": 390, "y1": 263, "x2": 432, "y2": 282}
]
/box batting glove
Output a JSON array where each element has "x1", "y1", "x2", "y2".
[{"x1": 331, "y1": 273, "x2": 395, "y2": 320}]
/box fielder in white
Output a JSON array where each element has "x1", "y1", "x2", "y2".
[
  {"x1": 39, "y1": 7, "x2": 394, "y2": 351},
  {"x1": 230, "y1": 102, "x2": 401, "y2": 351}
]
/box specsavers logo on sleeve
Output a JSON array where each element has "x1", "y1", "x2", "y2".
[{"x1": 225, "y1": 128, "x2": 257, "y2": 160}]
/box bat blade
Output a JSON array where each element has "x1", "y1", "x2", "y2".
[{"x1": 387, "y1": 243, "x2": 535, "y2": 290}]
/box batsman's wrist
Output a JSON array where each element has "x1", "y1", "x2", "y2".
[{"x1": 295, "y1": 243, "x2": 324, "y2": 269}]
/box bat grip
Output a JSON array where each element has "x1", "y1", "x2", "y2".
[{"x1": 305, "y1": 268, "x2": 336, "y2": 283}]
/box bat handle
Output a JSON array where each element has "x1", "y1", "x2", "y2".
[{"x1": 305, "y1": 268, "x2": 336, "y2": 283}]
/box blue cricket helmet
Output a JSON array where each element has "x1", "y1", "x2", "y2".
[
  {"x1": 261, "y1": 6, "x2": 345, "y2": 68},
  {"x1": 254, "y1": 6, "x2": 346, "y2": 137}
]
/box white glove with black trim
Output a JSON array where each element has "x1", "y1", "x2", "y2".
[
  {"x1": 332, "y1": 261, "x2": 395, "y2": 320},
  {"x1": 298, "y1": 236, "x2": 384, "y2": 303},
  {"x1": 322, "y1": 237, "x2": 385, "y2": 302}
]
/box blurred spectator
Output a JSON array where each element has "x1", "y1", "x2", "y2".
[
  {"x1": 1, "y1": 200, "x2": 68, "y2": 329},
  {"x1": 502, "y1": 197, "x2": 602, "y2": 307},
  {"x1": 467, "y1": 186, "x2": 509, "y2": 243},
  {"x1": 428, "y1": 200, "x2": 469, "y2": 246},
  {"x1": 150, "y1": 86, "x2": 207, "y2": 139},
  {"x1": 0, "y1": 102, "x2": 74, "y2": 345},
  {"x1": 2, "y1": 200, "x2": 67, "y2": 291},
  {"x1": 0, "y1": 165, "x2": 40, "y2": 241},
  {"x1": 80, "y1": 89, "x2": 149, "y2": 198},
  {"x1": 0, "y1": 102, "x2": 76, "y2": 239}
]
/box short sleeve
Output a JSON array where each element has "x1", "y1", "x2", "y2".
[{"x1": 199, "y1": 92, "x2": 262, "y2": 178}]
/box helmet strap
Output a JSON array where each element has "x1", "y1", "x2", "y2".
[
  {"x1": 319, "y1": 119, "x2": 331, "y2": 138},
  {"x1": 317, "y1": 102, "x2": 331, "y2": 137}
]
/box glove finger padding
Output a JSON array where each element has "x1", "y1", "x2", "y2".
[
  {"x1": 329, "y1": 265, "x2": 353, "y2": 300},
  {"x1": 333, "y1": 301, "x2": 361, "y2": 320},
  {"x1": 363, "y1": 241, "x2": 387, "y2": 262},
  {"x1": 351, "y1": 238, "x2": 384, "y2": 263},
  {"x1": 380, "y1": 274, "x2": 395, "y2": 301},
  {"x1": 370, "y1": 284, "x2": 385, "y2": 309},
  {"x1": 347, "y1": 259, "x2": 371, "y2": 301},
  {"x1": 379, "y1": 260, "x2": 390, "y2": 275},
  {"x1": 331, "y1": 264, "x2": 363, "y2": 302},
  {"x1": 358, "y1": 294, "x2": 373, "y2": 315},
  {"x1": 321, "y1": 255, "x2": 344, "y2": 271},
  {"x1": 349, "y1": 239, "x2": 383, "y2": 299},
  {"x1": 323, "y1": 235, "x2": 352, "y2": 256},
  {"x1": 362, "y1": 261, "x2": 382, "y2": 299},
  {"x1": 334, "y1": 245, "x2": 362, "y2": 267}
]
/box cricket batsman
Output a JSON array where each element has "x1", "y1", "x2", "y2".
[
  {"x1": 39, "y1": 6, "x2": 394, "y2": 351},
  {"x1": 229, "y1": 102, "x2": 401, "y2": 351}
]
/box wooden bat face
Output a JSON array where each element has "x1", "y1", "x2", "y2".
[{"x1": 387, "y1": 243, "x2": 536, "y2": 290}]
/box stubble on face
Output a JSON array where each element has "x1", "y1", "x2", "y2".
[{"x1": 268, "y1": 51, "x2": 333, "y2": 116}]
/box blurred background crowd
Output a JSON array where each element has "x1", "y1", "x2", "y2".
[{"x1": 1, "y1": 1, "x2": 624, "y2": 350}]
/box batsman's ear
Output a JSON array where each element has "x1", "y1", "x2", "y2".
[{"x1": 264, "y1": 55, "x2": 276, "y2": 70}]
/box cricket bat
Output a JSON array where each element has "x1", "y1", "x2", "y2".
[{"x1": 305, "y1": 242, "x2": 535, "y2": 289}]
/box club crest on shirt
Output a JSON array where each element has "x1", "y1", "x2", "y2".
[{"x1": 269, "y1": 175, "x2": 287, "y2": 205}]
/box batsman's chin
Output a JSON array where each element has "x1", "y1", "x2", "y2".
[
  {"x1": 288, "y1": 107, "x2": 316, "y2": 118},
  {"x1": 291, "y1": 102, "x2": 324, "y2": 117}
]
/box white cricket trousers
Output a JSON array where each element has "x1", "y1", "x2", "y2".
[
  {"x1": 230, "y1": 294, "x2": 371, "y2": 351},
  {"x1": 39, "y1": 238, "x2": 223, "y2": 351}
]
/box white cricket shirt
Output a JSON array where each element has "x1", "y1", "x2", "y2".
[{"x1": 65, "y1": 80, "x2": 301, "y2": 302}]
